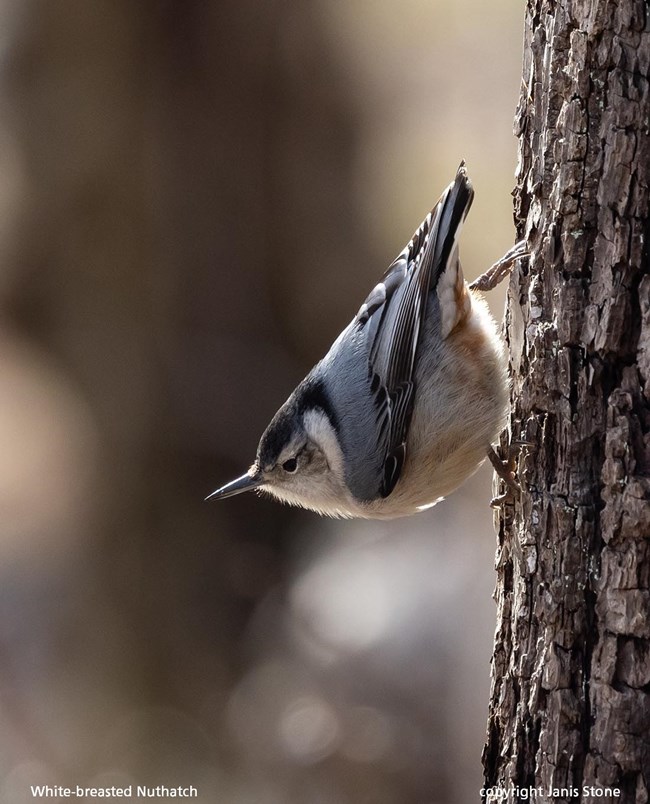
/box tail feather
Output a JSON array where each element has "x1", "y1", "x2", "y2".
[{"x1": 422, "y1": 162, "x2": 474, "y2": 296}]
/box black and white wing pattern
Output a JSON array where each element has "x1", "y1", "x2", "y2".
[{"x1": 354, "y1": 163, "x2": 474, "y2": 498}]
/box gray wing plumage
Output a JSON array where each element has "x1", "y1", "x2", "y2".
[{"x1": 351, "y1": 163, "x2": 475, "y2": 499}]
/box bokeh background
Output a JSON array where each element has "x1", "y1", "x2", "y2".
[{"x1": 0, "y1": 2, "x2": 523, "y2": 802}]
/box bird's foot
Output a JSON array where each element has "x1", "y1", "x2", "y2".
[
  {"x1": 487, "y1": 441, "x2": 530, "y2": 507},
  {"x1": 469, "y1": 241, "x2": 529, "y2": 292}
]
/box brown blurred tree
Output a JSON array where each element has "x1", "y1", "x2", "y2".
[{"x1": 483, "y1": 0, "x2": 650, "y2": 801}]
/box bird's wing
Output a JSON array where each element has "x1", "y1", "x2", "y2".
[{"x1": 353, "y1": 163, "x2": 474, "y2": 498}]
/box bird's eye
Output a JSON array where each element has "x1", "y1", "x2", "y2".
[{"x1": 282, "y1": 457, "x2": 298, "y2": 473}]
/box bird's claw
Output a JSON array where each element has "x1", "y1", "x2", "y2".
[
  {"x1": 469, "y1": 241, "x2": 529, "y2": 292},
  {"x1": 487, "y1": 443, "x2": 526, "y2": 507}
]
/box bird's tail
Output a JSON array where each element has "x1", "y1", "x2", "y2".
[{"x1": 408, "y1": 161, "x2": 474, "y2": 295}]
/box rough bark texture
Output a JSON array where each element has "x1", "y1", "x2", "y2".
[{"x1": 483, "y1": 1, "x2": 650, "y2": 801}]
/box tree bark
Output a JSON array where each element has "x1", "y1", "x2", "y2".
[{"x1": 483, "y1": 1, "x2": 650, "y2": 802}]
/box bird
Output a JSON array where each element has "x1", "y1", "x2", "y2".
[{"x1": 207, "y1": 163, "x2": 527, "y2": 518}]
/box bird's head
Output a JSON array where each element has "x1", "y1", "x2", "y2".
[{"x1": 207, "y1": 383, "x2": 352, "y2": 517}]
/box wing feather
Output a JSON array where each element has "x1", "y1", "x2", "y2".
[{"x1": 354, "y1": 163, "x2": 474, "y2": 498}]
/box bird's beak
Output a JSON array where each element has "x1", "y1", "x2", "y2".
[{"x1": 205, "y1": 470, "x2": 264, "y2": 501}]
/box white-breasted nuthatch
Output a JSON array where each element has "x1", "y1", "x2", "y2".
[{"x1": 207, "y1": 164, "x2": 527, "y2": 518}]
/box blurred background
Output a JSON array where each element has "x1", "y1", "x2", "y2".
[{"x1": 0, "y1": 1, "x2": 523, "y2": 802}]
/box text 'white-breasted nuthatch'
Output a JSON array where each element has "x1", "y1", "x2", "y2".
[{"x1": 207, "y1": 164, "x2": 527, "y2": 518}]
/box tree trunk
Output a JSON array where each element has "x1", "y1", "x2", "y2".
[{"x1": 483, "y1": 1, "x2": 650, "y2": 802}]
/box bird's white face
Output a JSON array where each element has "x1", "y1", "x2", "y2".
[
  {"x1": 207, "y1": 400, "x2": 354, "y2": 515},
  {"x1": 256, "y1": 409, "x2": 355, "y2": 517}
]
